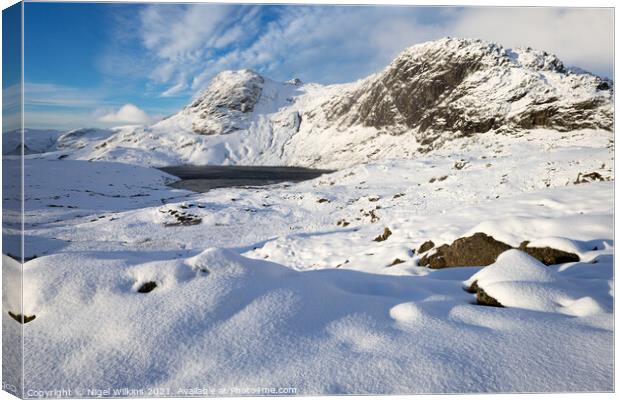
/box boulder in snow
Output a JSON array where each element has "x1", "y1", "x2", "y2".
[
  {"x1": 419, "y1": 232, "x2": 512, "y2": 268},
  {"x1": 518, "y1": 241, "x2": 580, "y2": 265}
]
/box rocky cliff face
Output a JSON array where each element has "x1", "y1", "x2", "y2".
[
  {"x1": 183, "y1": 69, "x2": 265, "y2": 135},
  {"x1": 308, "y1": 38, "x2": 612, "y2": 148}
]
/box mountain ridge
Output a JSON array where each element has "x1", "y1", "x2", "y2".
[
  {"x1": 18, "y1": 37, "x2": 614, "y2": 168},
  {"x1": 307, "y1": 37, "x2": 612, "y2": 148}
]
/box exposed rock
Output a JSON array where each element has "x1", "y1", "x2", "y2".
[
  {"x1": 475, "y1": 287, "x2": 504, "y2": 307},
  {"x1": 8, "y1": 311, "x2": 36, "y2": 324},
  {"x1": 464, "y1": 280, "x2": 479, "y2": 294},
  {"x1": 418, "y1": 233, "x2": 581, "y2": 269},
  {"x1": 454, "y1": 160, "x2": 469, "y2": 170},
  {"x1": 137, "y1": 281, "x2": 158, "y2": 293},
  {"x1": 286, "y1": 78, "x2": 303, "y2": 86},
  {"x1": 464, "y1": 280, "x2": 503, "y2": 307},
  {"x1": 574, "y1": 171, "x2": 608, "y2": 184},
  {"x1": 317, "y1": 38, "x2": 612, "y2": 147},
  {"x1": 162, "y1": 208, "x2": 202, "y2": 226},
  {"x1": 183, "y1": 70, "x2": 264, "y2": 135},
  {"x1": 518, "y1": 241, "x2": 580, "y2": 265},
  {"x1": 418, "y1": 233, "x2": 512, "y2": 268},
  {"x1": 361, "y1": 209, "x2": 380, "y2": 223},
  {"x1": 417, "y1": 240, "x2": 435, "y2": 254},
  {"x1": 429, "y1": 176, "x2": 448, "y2": 183},
  {"x1": 373, "y1": 227, "x2": 392, "y2": 242},
  {"x1": 389, "y1": 258, "x2": 405, "y2": 266}
]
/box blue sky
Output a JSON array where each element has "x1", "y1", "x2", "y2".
[{"x1": 14, "y1": 3, "x2": 615, "y2": 129}]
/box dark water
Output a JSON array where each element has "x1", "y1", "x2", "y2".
[{"x1": 160, "y1": 165, "x2": 334, "y2": 192}]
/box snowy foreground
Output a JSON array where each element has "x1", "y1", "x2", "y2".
[{"x1": 3, "y1": 128, "x2": 614, "y2": 394}]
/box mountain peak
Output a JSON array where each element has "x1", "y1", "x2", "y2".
[
  {"x1": 316, "y1": 37, "x2": 612, "y2": 146},
  {"x1": 183, "y1": 69, "x2": 265, "y2": 135},
  {"x1": 397, "y1": 37, "x2": 566, "y2": 73}
]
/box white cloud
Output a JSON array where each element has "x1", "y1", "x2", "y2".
[
  {"x1": 20, "y1": 82, "x2": 165, "y2": 129},
  {"x1": 97, "y1": 104, "x2": 153, "y2": 125},
  {"x1": 449, "y1": 7, "x2": 614, "y2": 77},
  {"x1": 136, "y1": 4, "x2": 260, "y2": 96}
]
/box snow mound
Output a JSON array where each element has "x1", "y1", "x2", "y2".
[
  {"x1": 19, "y1": 242, "x2": 613, "y2": 393},
  {"x1": 2, "y1": 255, "x2": 23, "y2": 314},
  {"x1": 464, "y1": 249, "x2": 610, "y2": 315}
]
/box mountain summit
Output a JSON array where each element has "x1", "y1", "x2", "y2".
[
  {"x1": 183, "y1": 69, "x2": 265, "y2": 135},
  {"x1": 312, "y1": 37, "x2": 612, "y2": 147}
]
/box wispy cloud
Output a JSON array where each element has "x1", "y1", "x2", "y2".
[
  {"x1": 3, "y1": 83, "x2": 22, "y2": 132},
  {"x1": 134, "y1": 4, "x2": 261, "y2": 97},
  {"x1": 5, "y1": 82, "x2": 102, "y2": 130},
  {"x1": 25, "y1": 82, "x2": 109, "y2": 108},
  {"x1": 121, "y1": 5, "x2": 612, "y2": 99}
]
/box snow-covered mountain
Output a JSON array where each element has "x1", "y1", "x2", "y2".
[
  {"x1": 40, "y1": 38, "x2": 613, "y2": 168},
  {"x1": 316, "y1": 38, "x2": 612, "y2": 146},
  {"x1": 6, "y1": 38, "x2": 614, "y2": 394}
]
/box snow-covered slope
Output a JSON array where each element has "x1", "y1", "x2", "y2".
[
  {"x1": 42, "y1": 37, "x2": 612, "y2": 168},
  {"x1": 7, "y1": 126, "x2": 613, "y2": 393},
  {"x1": 4, "y1": 37, "x2": 614, "y2": 394}
]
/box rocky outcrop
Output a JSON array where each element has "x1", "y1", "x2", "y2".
[
  {"x1": 418, "y1": 233, "x2": 581, "y2": 268},
  {"x1": 373, "y1": 227, "x2": 393, "y2": 242},
  {"x1": 316, "y1": 38, "x2": 613, "y2": 147},
  {"x1": 518, "y1": 241, "x2": 580, "y2": 265},
  {"x1": 184, "y1": 69, "x2": 264, "y2": 135},
  {"x1": 419, "y1": 232, "x2": 512, "y2": 268},
  {"x1": 417, "y1": 240, "x2": 435, "y2": 254}
]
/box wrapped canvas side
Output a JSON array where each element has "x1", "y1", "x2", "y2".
[{"x1": 2, "y1": 2, "x2": 24, "y2": 398}]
